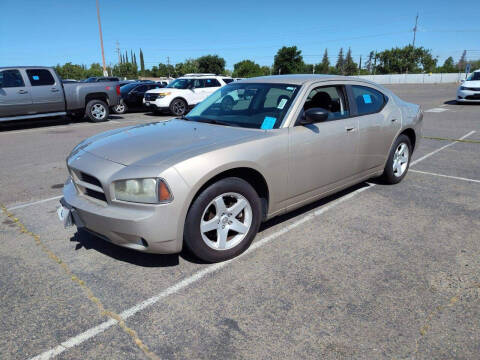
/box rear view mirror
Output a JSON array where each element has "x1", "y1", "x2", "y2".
[{"x1": 300, "y1": 108, "x2": 329, "y2": 125}]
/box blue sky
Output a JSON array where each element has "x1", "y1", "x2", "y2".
[{"x1": 1, "y1": 0, "x2": 479, "y2": 70}]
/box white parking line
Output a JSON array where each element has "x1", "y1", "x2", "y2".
[
  {"x1": 410, "y1": 169, "x2": 480, "y2": 184},
  {"x1": 424, "y1": 107, "x2": 448, "y2": 113},
  {"x1": 28, "y1": 129, "x2": 476, "y2": 360},
  {"x1": 30, "y1": 184, "x2": 374, "y2": 360},
  {"x1": 411, "y1": 130, "x2": 476, "y2": 166},
  {"x1": 6, "y1": 195, "x2": 63, "y2": 211}
]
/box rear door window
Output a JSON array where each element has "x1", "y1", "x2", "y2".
[
  {"x1": 205, "y1": 78, "x2": 221, "y2": 87},
  {"x1": 0, "y1": 69, "x2": 25, "y2": 88},
  {"x1": 193, "y1": 79, "x2": 205, "y2": 88},
  {"x1": 351, "y1": 85, "x2": 386, "y2": 115},
  {"x1": 222, "y1": 78, "x2": 233, "y2": 84},
  {"x1": 26, "y1": 69, "x2": 55, "y2": 86}
]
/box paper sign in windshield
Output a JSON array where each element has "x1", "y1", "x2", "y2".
[
  {"x1": 32, "y1": 75, "x2": 40, "y2": 81},
  {"x1": 261, "y1": 116, "x2": 276, "y2": 130},
  {"x1": 363, "y1": 94, "x2": 372, "y2": 104},
  {"x1": 277, "y1": 98, "x2": 288, "y2": 109}
]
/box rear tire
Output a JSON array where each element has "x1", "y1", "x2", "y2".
[
  {"x1": 184, "y1": 177, "x2": 262, "y2": 263},
  {"x1": 113, "y1": 102, "x2": 127, "y2": 114},
  {"x1": 381, "y1": 134, "x2": 412, "y2": 184},
  {"x1": 85, "y1": 99, "x2": 109, "y2": 122}
]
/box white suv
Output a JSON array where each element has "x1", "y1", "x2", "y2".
[{"x1": 144, "y1": 74, "x2": 233, "y2": 116}]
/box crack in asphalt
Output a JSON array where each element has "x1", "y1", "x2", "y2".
[
  {"x1": 0, "y1": 204, "x2": 161, "y2": 360},
  {"x1": 412, "y1": 282, "x2": 480, "y2": 357}
]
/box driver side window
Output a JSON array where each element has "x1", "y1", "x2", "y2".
[{"x1": 300, "y1": 85, "x2": 349, "y2": 123}]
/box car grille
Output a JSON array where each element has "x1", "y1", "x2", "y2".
[
  {"x1": 465, "y1": 87, "x2": 480, "y2": 91},
  {"x1": 466, "y1": 94, "x2": 480, "y2": 100},
  {"x1": 145, "y1": 93, "x2": 159, "y2": 101},
  {"x1": 71, "y1": 169, "x2": 107, "y2": 203}
]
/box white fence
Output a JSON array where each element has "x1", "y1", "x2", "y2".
[{"x1": 350, "y1": 73, "x2": 467, "y2": 84}]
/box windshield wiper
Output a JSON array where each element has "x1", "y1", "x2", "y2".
[{"x1": 194, "y1": 118, "x2": 233, "y2": 127}]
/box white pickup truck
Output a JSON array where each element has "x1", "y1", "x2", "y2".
[{"x1": 0, "y1": 66, "x2": 121, "y2": 122}]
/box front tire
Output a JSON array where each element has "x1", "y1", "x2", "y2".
[
  {"x1": 85, "y1": 99, "x2": 109, "y2": 122},
  {"x1": 169, "y1": 98, "x2": 188, "y2": 116},
  {"x1": 382, "y1": 134, "x2": 412, "y2": 184},
  {"x1": 184, "y1": 177, "x2": 262, "y2": 263}
]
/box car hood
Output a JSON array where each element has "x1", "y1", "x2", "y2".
[
  {"x1": 463, "y1": 80, "x2": 480, "y2": 88},
  {"x1": 80, "y1": 119, "x2": 262, "y2": 167},
  {"x1": 146, "y1": 88, "x2": 185, "y2": 94}
]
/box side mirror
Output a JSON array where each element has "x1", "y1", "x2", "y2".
[{"x1": 300, "y1": 108, "x2": 329, "y2": 125}]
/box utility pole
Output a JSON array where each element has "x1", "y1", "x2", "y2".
[
  {"x1": 167, "y1": 56, "x2": 170, "y2": 78},
  {"x1": 115, "y1": 41, "x2": 121, "y2": 64},
  {"x1": 96, "y1": 0, "x2": 107, "y2": 76},
  {"x1": 359, "y1": 55, "x2": 362, "y2": 74},
  {"x1": 412, "y1": 12, "x2": 419, "y2": 48}
]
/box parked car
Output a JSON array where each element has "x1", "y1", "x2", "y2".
[
  {"x1": 143, "y1": 74, "x2": 232, "y2": 116},
  {"x1": 0, "y1": 66, "x2": 121, "y2": 122},
  {"x1": 457, "y1": 70, "x2": 480, "y2": 103},
  {"x1": 62, "y1": 79, "x2": 78, "y2": 83},
  {"x1": 58, "y1": 75, "x2": 423, "y2": 262},
  {"x1": 113, "y1": 82, "x2": 165, "y2": 114},
  {"x1": 82, "y1": 76, "x2": 120, "y2": 83}
]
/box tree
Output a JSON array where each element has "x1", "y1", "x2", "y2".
[
  {"x1": 197, "y1": 55, "x2": 226, "y2": 74},
  {"x1": 344, "y1": 48, "x2": 358, "y2": 75},
  {"x1": 175, "y1": 59, "x2": 200, "y2": 76},
  {"x1": 86, "y1": 63, "x2": 103, "y2": 77},
  {"x1": 260, "y1": 66, "x2": 271, "y2": 76},
  {"x1": 315, "y1": 49, "x2": 330, "y2": 74},
  {"x1": 365, "y1": 51, "x2": 375, "y2": 74},
  {"x1": 54, "y1": 62, "x2": 86, "y2": 80},
  {"x1": 139, "y1": 49, "x2": 145, "y2": 75},
  {"x1": 374, "y1": 45, "x2": 437, "y2": 74},
  {"x1": 438, "y1": 57, "x2": 456, "y2": 73},
  {"x1": 232, "y1": 60, "x2": 265, "y2": 78},
  {"x1": 273, "y1": 46, "x2": 304, "y2": 74},
  {"x1": 335, "y1": 48, "x2": 344, "y2": 74}
]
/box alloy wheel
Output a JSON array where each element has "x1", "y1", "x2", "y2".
[
  {"x1": 200, "y1": 192, "x2": 253, "y2": 251},
  {"x1": 91, "y1": 104, "x2": 106, "y2": 120},
  {"x1": 393, "y1": 142, "x2": 409, "y2": 177}
]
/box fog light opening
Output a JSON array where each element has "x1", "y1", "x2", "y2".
[{"x1": 141, "y1": 238, "x2": 149, "y2": 248}]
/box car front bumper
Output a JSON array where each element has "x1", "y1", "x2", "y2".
[
  {"x1": 60, "y1": 151, "x2": 190, "y2": 254},
  {"x1": 457, "y1": 89, "x2": 480, "y2": 102}
]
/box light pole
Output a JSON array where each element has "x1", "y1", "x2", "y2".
[{"x1": 96, "y1": 0, "x2": 108, "y2": 76}]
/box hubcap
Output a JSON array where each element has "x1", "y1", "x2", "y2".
[
  {"x1": 393, "y1": 142, "x2": 409, "y2": 177},
  {"x1": 200, "y1": 192, "x2": 252, "y2": 251},
  {"x1": 91, "y1": 104, "x2": 106, "y2": 119},
  {"x1": 172, "y1": 100, "x2": 186, "y2": 115}
]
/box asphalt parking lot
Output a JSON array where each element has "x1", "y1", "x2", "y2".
[{"x1": 1, "y1": 83, "x2": 479, "y2": 360}]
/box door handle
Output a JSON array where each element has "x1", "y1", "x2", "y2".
[
  {"x1": 51, "y1": 88, "x2": 60, "y2": 92},
  {"x1": 345, "y1": 127, "x2": 355, "y2": 132},
  {"x1": 391, "y1": 118, "x2": 397, "y2": 122},
  {"x1": 17, "y1": 90, "x2": 28, "y2": 94}
]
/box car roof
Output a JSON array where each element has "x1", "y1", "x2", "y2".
[
  {"x1": 239, "y1": 74, "x2": 364, "y2": 85},
  {"x1": 0, "y1": 66, "x2": 52, "y2": 70}
]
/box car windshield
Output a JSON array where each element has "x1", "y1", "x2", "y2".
[
  {"x1": 166, "y1": 78, "x2": 192, "y2": 89},
  {"x1": 184, "y1": 83, "x2": 300, "y2": 129},
  {"x1": 467, "y1": 72, "x2": 480, "y2": 81}
]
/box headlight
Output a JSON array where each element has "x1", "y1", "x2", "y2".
[
  {"x1": 113, "y1": 178, "x2": 172, "y2": 204},
  {"x1": 157, "y1": 92, "x2": 171, "y2": 98}
]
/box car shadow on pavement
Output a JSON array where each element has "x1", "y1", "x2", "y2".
[
  {"x1": 444, "y1": 100, "x2": 480, "y2": 105},
  {"x1": 69, "y1": 229, "x2": 180, "y2": 267},
  {"x1": 259, "y1": 182, "x2": 370, "y2": 231},
  {"x1": 69, "y1": 181, "x2": 372, "y2": 267}
]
